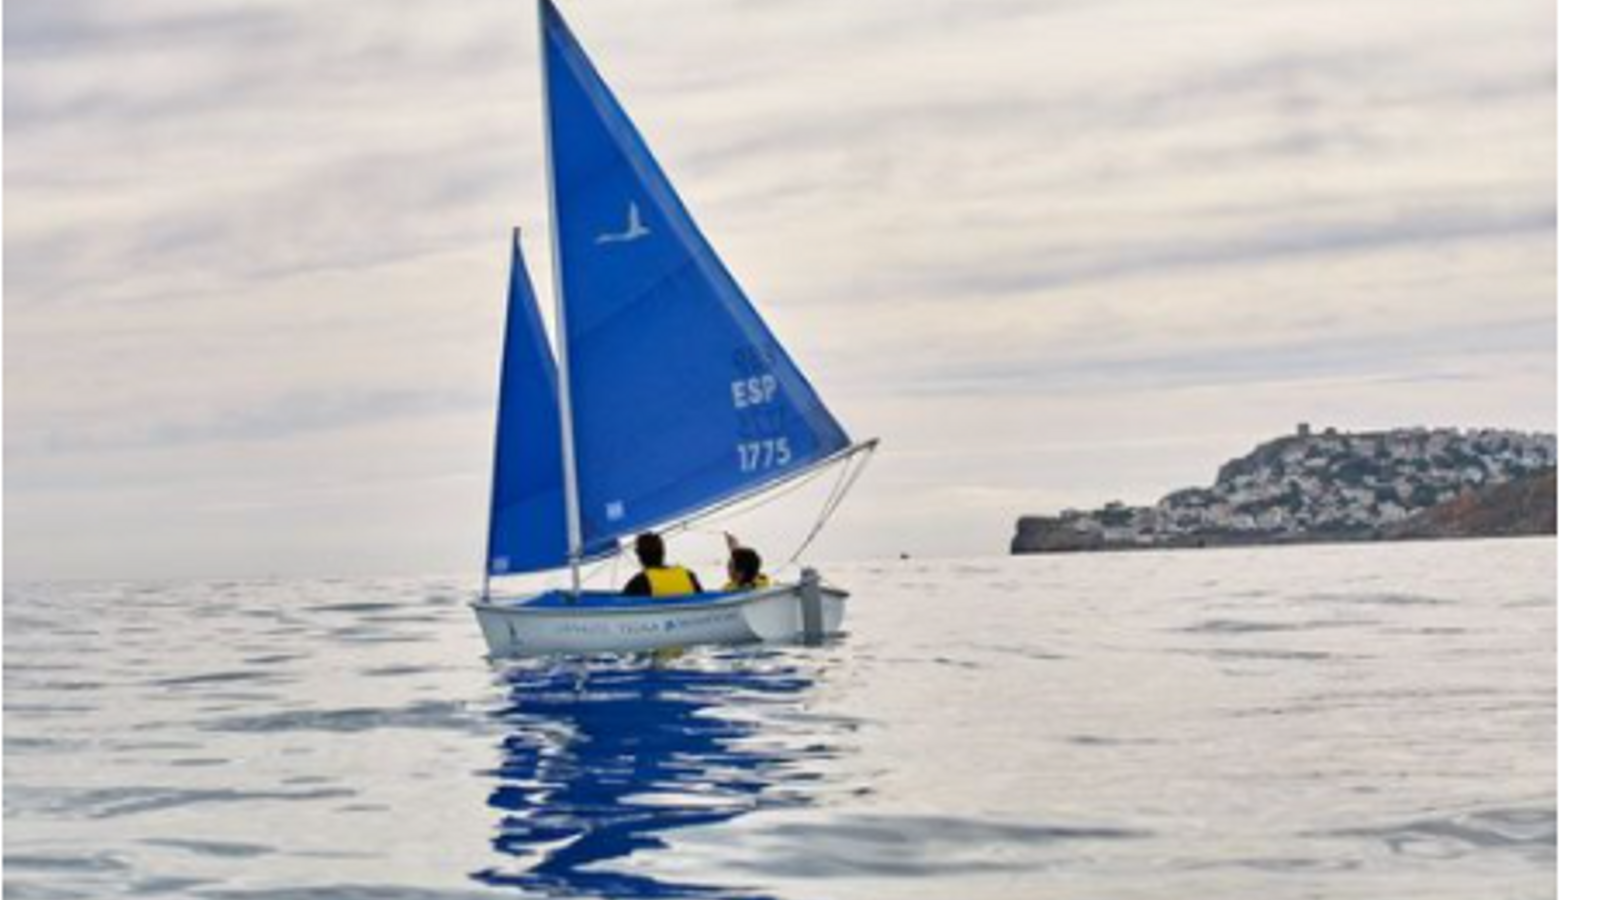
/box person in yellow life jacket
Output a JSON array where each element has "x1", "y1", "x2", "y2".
[
  {"x1": 721, "y1": 533, "x2": 771, "y2": 592},
  {"x1": 622, "y1": 531, "x2": 703, "y2": 597}
]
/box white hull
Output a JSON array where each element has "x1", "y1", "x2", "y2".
[{"x1": 471, "y1": 582, "x2": 847, "y2": 657}]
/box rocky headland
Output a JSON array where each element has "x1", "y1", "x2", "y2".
[{"x1": 1012, "y1": 425, "x2": 1557, "y2": 554}]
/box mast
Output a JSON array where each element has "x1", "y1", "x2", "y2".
[{"x1": 540, "y1": 0, "x2": 585, "y2": 595}]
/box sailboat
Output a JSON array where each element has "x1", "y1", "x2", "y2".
[{"x1": 471, "y1": 1, "x2": 875, "y2": 657}]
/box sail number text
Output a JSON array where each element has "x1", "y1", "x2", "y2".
[
  {"x1": 731, "y1": 374, "x2": 778, "y2": 409},
  {"x1": 731, "y1": 373, "x2": 789, "y2": 471},
  {"x1": 737, "y1": 438, "x2": 792, "y2": 472}
]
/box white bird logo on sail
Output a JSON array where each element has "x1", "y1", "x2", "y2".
[{"x1": 595, "y1": 201, "x2": 651, "y2": 245}]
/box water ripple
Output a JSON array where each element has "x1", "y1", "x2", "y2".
[
  {"x1": 3, "y1": 544, "x2": 1557, "y2": 899},
  {"x1": 151, "y1": 671, "x2": 284, "y2": 688},
  {"x1": 1321, "y1": 807, "x2": 1557, "y2": 859},
  {"x1": 141, "y1": 838, "x2": 276, "y2": 859},
  {"x1": 29, "y1": 786, "x2": 358, "y2": 820},
  {"x1": 1179, "y1": 617, "x2": 1373, "y2": 634},
  {"x1": 719, "y1": 814, "x2": 1151, "y2": 878},
  {"x1": 201, "y1": 701, "x2": 484, "y2": 735}
]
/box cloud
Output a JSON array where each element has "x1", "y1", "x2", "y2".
[
  {"x1": 875, "y1": 201, "x2": 1555, "y2": 304},
  {"x1": 7, "y1": 387, "x2": 486, "y2": 459},
  {"x1": 3, "y1": 0, "x2": 1555, "y2": 578},
  {"x1": 895, "y1": 315, "x2": 1554, "y2": 397}
]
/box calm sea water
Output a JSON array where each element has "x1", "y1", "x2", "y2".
[{"x1": 5, "y1": 539, "x2": 1555, "y2": 899}]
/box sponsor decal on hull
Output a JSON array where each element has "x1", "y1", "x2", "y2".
[{"x1": 541, "y1": 607, "x2": 744, "y2": 639}]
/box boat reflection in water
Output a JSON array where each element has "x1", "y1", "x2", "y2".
[{"x1": 474, "y1": 649, "x2": 844, "y2": 898}]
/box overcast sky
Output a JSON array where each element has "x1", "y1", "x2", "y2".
[{"x1": 4, "y1": 0, "x2": 1554, "y2": 581}]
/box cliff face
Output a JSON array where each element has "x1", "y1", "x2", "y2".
[
  {"x1": 1011, "y1": 516, "x2": 1103, "y2": 553},
  {"x1": 1012, "y1": 426, "x2": 1557, "y2": 554},
  {"x1": 1384, "y1": 469, "x2": 1556, "y2": 540}
]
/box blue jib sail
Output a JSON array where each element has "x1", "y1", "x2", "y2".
[
  {"x1": 543, "y1": 1, "x2": 851, "y2": 552},
  {"x1": 486, "y1": 231, "x2": 570, "y2": 575}
]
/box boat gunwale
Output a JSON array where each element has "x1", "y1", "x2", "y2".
[{"x1": 471, "y1": 583, "x2": 848, "y2": 618}]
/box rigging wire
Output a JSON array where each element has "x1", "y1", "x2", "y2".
[
  {"x1": 555, "y1": 440, "x2": 878, "y2": 590},
  {"x1": 776, "y1": 445, "x2": 874, "y2": 572},
  {"x1": 676, "y1": 441, "x2": 876, "y2": 575},
  {"x1": 675, "y1": 458, "x2": 844, "y2": 533}
]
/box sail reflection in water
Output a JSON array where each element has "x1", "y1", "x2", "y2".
[{"x1": 475, "y1": 651, "x2": 845, "y2": 898}]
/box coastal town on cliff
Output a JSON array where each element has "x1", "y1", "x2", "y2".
[{"x1": 1014, "y1": 425, "x2": 1557, "y2": 554}]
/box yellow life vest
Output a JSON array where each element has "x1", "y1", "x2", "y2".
[
  {"x1": 644, "y1": 566, "x2": 697, "y2": 597},
  {"x1": 722, "y1": 573, "x2": 771, "y2": 592}
]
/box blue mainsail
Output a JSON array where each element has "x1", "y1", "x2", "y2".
[
  {"x1": 542, "y1": 1, "x2": 852, "y2": 553},
  {"x1": 486, "y1": 231, "x2": 570, "y2": 575}
]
